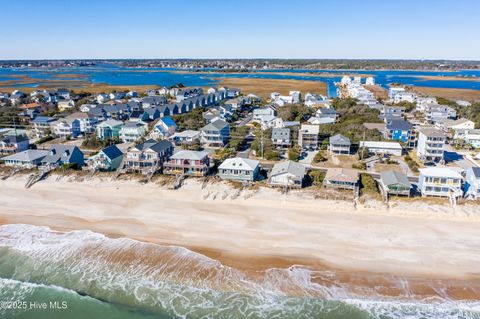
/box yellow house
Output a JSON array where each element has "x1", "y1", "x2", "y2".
[{"x1": 58, "y1": 99, "x2": 75, "y2": 111}]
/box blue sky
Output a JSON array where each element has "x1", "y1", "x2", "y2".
[{"x1": 1, "y1": 0, "x2": 479, "y2": 60}]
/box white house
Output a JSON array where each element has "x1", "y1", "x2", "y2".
[
  {"x1": 465, "y1": 167, "x2": 480, "y2": 199},
  {"x1": 418, "y1": 167, "x2": 463, "y2": 198},
  {"x1": 393, "y1": 91, "x2": 417, "y2": 104},
  {"x1": 365, "y1": 77, "x2": 375, "y2": 85},
  {"x1": 416, "y1": 128, "x2": 446, "y2": 163},
  {"x1": 359, "y1": 141, "x2": 403, "y2": 156},
  {"x1": 465, "y1": 129, "x2": 480, "y2": 148},
  {"x1": 119, "y1": 121, "x2": 147, "y2": 143},
  {"x1": 96, "y1": 94, "x2": 110, "y2": 104}
]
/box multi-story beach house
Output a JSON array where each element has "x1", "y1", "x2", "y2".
[
  {"x1": 87, "y1": 145, "x2": 124, "y2": 172},
  {"x1": 329, "y1": 134, "x2": 351, "y2": 155},
  {"x1": 0, "y1": 134, "x2": 29, "y2": 154},
  {"x1": 418, "y1": 167, "x2": 463, "y2": 198},
  {"x1": 171, "y1": 130, "x2": 201, "y2": 146},
  {"x1": 163, "y1": 150, "x2": 210, "y2": 177},
  {"x1": 52, "y1": 119, "x2": 81, "y2": 139},
  {"x1": 124, "y1": 139, "x2": 173, "y2": 174},
  {"x1": 96, "y1": 119, "x2": 124, "y2": 140},
  {"x1": 268, "y1": 160, "x2": 306, "y2": 189},
  {"x1": 384, "y1": 119, "x2": 415, "y2": 146},
  {"x1": 2, "y1": 149, "x2": 49, "y2": 168},
  {"x1": 465, "y1": 167, "x2": 480, "y2": 200},
  {"x1": 200, "y1": 119, "x2": 230, "y2": 147},
  {"x1": 119, "y1": 121, "x2": 148, "y2": 143},
  {"x1": 149, "y1": 116, "x2": 177, "y2": 140},
  {"x1": 271, "y1": 128, "x2": 291, "y2": 148},
  {"x1": 218, "y1": 157, "x2": 260, "y2": 182},
  {"x1": 379, "y1": 170, "x2": 411, "y2": 197},
  {"x1": 64, "y1": 112, "x2": 98, "y2": 134},
  {"x1": 416, "y1": 128, "x2": 446, "y2": 163},
  {"x1": 298, "y1": 124, "x2": 319, "y2": 150},
  {"x1": 41, "y1": 145, "x2": 85, "y2": 168},
  {"x1": 425, "y1": 104, "x2": 457, "y2": 124},
  {"x1": 32, "y1": 116, "x2": 56, "y2": 138}
]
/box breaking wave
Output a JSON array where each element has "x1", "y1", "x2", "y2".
[{"x1": 0, "y1": 224, "x2": 479, "y2": 319}]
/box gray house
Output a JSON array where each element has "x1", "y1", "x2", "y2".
[
  {"x1": 269, "y1": 161, "x2": 306, "y2": 188},
  {"x1": 201, "y1": 119, "x2": 230, "y2": 147},
  {"x1": 271, "y1": 128, "x2": 291, "y2": 148},
  {"x1": 329, "y1": 134, "x2": 351, "y2": 155},
  {"x1": 2, "y1": 149, "x2": 48, "y2": 168},
  {"x1": 379, "y1": 170, "x2": 411, "y2": 196},
  {"x1": 218, "y1": 157, "x2": 260, "y2": 182},
  {"x1": 41, "y1": 145, "x2": 85, "y2": 168}
]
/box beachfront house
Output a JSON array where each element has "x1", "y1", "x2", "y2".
[
  {"x1": 149, "y1": 116, "x2": 177, "y2": 140},
  {"x1": 271, "y1": 128, "x2": 291, "y2": 148},
  {"x1": 96, "y1": 119, "x2": 124, "y2": 140},
  {"x1": 298, "y1": 124, "x2": 319, "y2": 150},
  {"x1": 418, "y1": 167, "x2": 463, "y2": 198},
  {"x1": 379, "y1": 170, "x2": 411, "y2": 197},
  {"x1": 32, "y1": 116, "x2": 56, "y2": 138},
  {"x1": 323, "y1": 168, "x2": 359, "y2": 190},
  {"x1": 465, "y1": 167, "x2": 480, "y2": 200},
  {"x1": 0, "y1": 134, "x2": 29, "y2": 154},
  {"x1": 359, "y1": 141, "x2": 403, "y2": 157},
  {"x1": 87, "y1": 145, "x2": 124, "y2": 172},
  {"x1": 124, "y1": 139, "x2": 173, "y2": 174},
  {"x1": 218, "y1": 157, "x2": 260, "y2": 182},
  {"x1": 200, "y1": 119, "x2": 230, "y2": 147},
  {"x1": 163, "y1": 150, "x2": 210, "y2": 177},
  {"x1": 41, "y1": 145, "x2": 84, "y2": 168},
  {"x1": 269, "y1": 160, "x2": 306, "y2": 188},
  {"x1": 416, "y1": 128, "x2": 446, "y2": 163},
  {"x1": 2, "y1": 149, "x2": 48, "y2": 168},
  {"x1": 329, "y1": 134, "x2": 351, "y2": 155},
  {"x1": 119, "y1": 121, "x2": 148, "y2": 143}
]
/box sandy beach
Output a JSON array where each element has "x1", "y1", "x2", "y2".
[{"x1": 1, "y1": 174, "x2": 480, "y2": 300}]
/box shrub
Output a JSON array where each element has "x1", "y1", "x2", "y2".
[
  {"x1": 360, "y1": 173, "x2": 378, "y2": 194},
  {"x1": 264, "y1": 150, "x2": 280, "y2": 161},
  {"x1": 288, "y1": 147, "x2": 300, "y2": 161},
  {"x1": 308, "y1": 170, "x2": 326, "y2": 186},
  {"x1": 313, "y1": 150, "x2": 328, "y2": 163}
]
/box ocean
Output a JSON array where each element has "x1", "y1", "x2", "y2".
[
  {"x1": 1, "y1": 67, "x2": 480, "y2": 97},
  {"x1": 0, "y1": 224, "x2": 479, "y2": 319}
]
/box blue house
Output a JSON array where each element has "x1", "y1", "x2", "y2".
[
  {"x1": 88, "y1": 145, "x2": 124, "y2": 171},
  {"x1": 384, "y1": 119, "x2": 412, "y2": 143}
]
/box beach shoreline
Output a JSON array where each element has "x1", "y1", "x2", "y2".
[{"x1": 1, "y1": 174, "x2": 480, "y2": 300}]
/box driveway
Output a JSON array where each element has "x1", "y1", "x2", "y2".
[{"x1": 299, "y1": 150, "x2": 318, "y2": 165}]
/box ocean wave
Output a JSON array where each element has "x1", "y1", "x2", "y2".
[{"x1": 0, "y1": 224, "x2": 479, "y2": 319}]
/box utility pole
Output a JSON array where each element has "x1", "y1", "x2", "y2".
[{"x1": 261, "y1": 129, "x2": 264, "y2": 159}]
